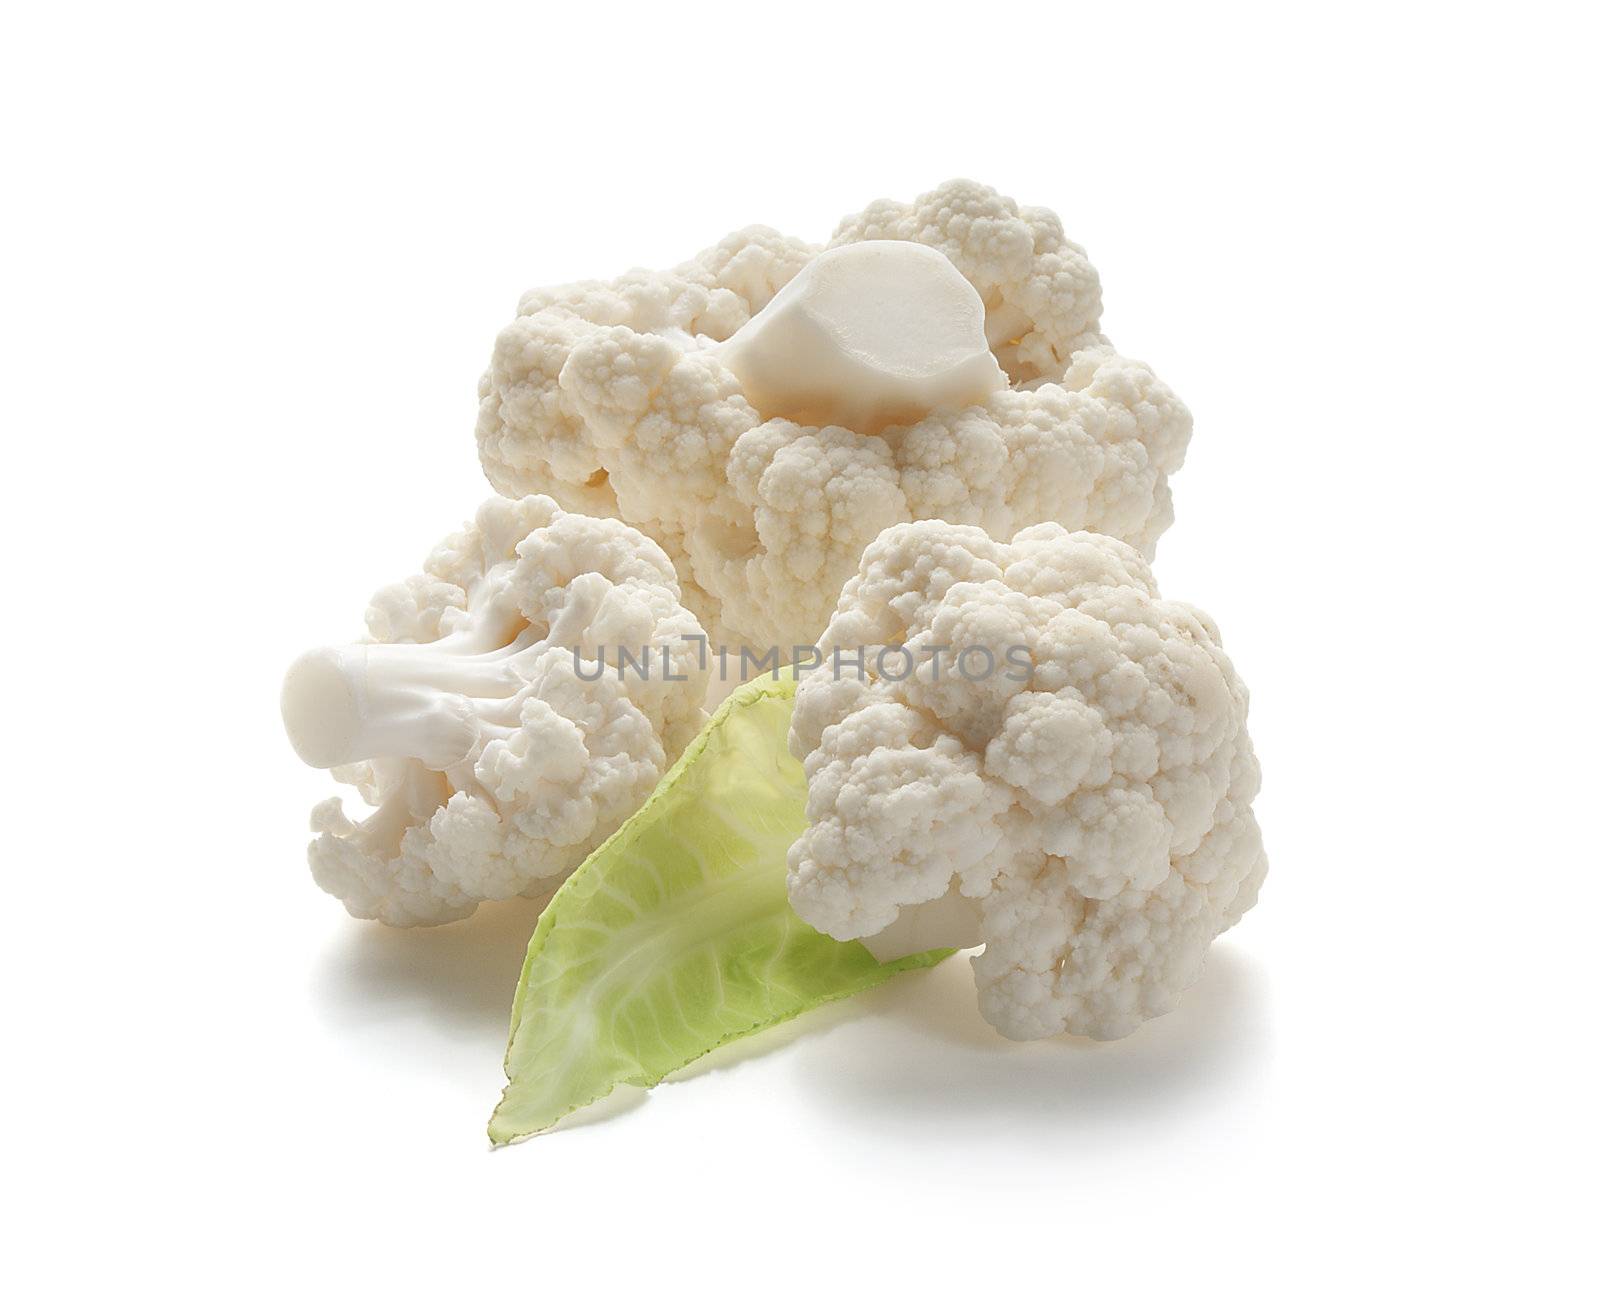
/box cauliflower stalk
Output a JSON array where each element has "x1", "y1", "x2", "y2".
[
  {"x1": 476, "y1": 179, "x2": 1191, "y2": 653},
  {"x1": 786, "y1": 521, "x2": 1267, "y2": 1042},
  {"x1": 281, "y1": 495, "x2": 707, "y2": 926},
  {"x1": 716, "y1": 239, "x2": 1008, "y2": 432}
]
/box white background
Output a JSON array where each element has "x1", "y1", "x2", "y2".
[{"x1": 6, "y1": 2, "x2": 1596, "y2": 1310}]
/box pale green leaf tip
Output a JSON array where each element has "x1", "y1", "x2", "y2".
[{"x1": 487, "y1": 674, "x2": 951, "y2": 1146}]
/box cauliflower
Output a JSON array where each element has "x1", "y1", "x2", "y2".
[
  {"x1": 476, "y1": 179, "x2": 1191, "y2": 653},
  {"x1": 280, "y1": 495, "x2": 708, "y2": 926},
  {"x1": 785, "y1": 520, "x2": 1266, "y2": 1042}
]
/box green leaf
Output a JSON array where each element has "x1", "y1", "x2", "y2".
[{"x1": 489, "y1": 675, "x2": 950, "y2": 1144}]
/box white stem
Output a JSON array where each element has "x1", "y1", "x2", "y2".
[
  {"x1": 282, "y1": 575, "x2": 614, "y2": 772},
  {"x1": 281, "y1": 640, "x2": 520, "y2": 771},
  {"x1": 859, "y1": 885, "x2": 983, "y2": 963},
  {"x1": 717, "y1": 241, "x2": 1006, "y2": 433},
  {"x1": 281, "y1": 573, "x2": 611, "y2": 771}
]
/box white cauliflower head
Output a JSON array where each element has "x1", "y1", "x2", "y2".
[
  {"x1": 476, "y1": 180, "x2": 1191, "y2": 654},
  {"x1": 281, "y1": 495, "x2": 708, "y2": 926},
  {"x1": 785, "y1": 520, "x2": 1266, "y2": 1042}
]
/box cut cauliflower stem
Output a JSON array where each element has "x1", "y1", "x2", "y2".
[
  {"x1": 280, "y1": 496, "x2": 708, "y2": 926},
  {"x1": 476, "y1": 179, "x2": 1192, "y2": 653},
  {"x1": 786, "y1": 521, "x2": 1266, "y2": 1042}
]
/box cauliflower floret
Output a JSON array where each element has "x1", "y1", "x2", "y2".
[
  {"x1": 829, "y1": 176, "x2": 1106, "y2": 384},
  {"x1": 475, "y1": 180, "x2": 1191, "y2": 653},
  {"x1": 282, "y1": 495, "x2": 709, "y2": 926},
  {"x1": 785, "y1": 520, "x2": 1266, "y2": 1042}
]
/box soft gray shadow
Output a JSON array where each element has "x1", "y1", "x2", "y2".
[
  {"x1": 312, "y1": 894, "x2": 548, "y2": 1052},
  {"x1": 795, "y1": 944, "x2": 1272, "y2": 1138},
  {"x1": 312, "y1": 889, "x2": 890, "y2": 1136}
]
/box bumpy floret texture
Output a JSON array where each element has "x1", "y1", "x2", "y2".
[
  {"x1": 476, "y1": 180, "x2": 1191, "y2": 653},
  {"x1": 307, "y1": 496, "x2": 707, "y2": 926},
  {"x1": 785, "y1": 520, "x2": 1266, "y2": 1041}
]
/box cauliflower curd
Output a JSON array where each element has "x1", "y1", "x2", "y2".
[
  {"x1": 786, "y1": 520, "x2": 1266, "y2": 1042},
  {"x1": 282, "y1": 179, "x2": 1268, "y2": 1117},
  {"x1": 281, "y1": 496, "x2": 708, "y2": 925},
  {"x1": 476, "y1": 180, "x2": 1192, "y2": 653}
]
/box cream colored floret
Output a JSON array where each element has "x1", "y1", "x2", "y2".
[
  {"x1": 786, "y1": 520, "x2": 1266, "y2": 1042},
  {"x1": 476, "y1": 180, "x2": 1191, "y2": 652}
]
